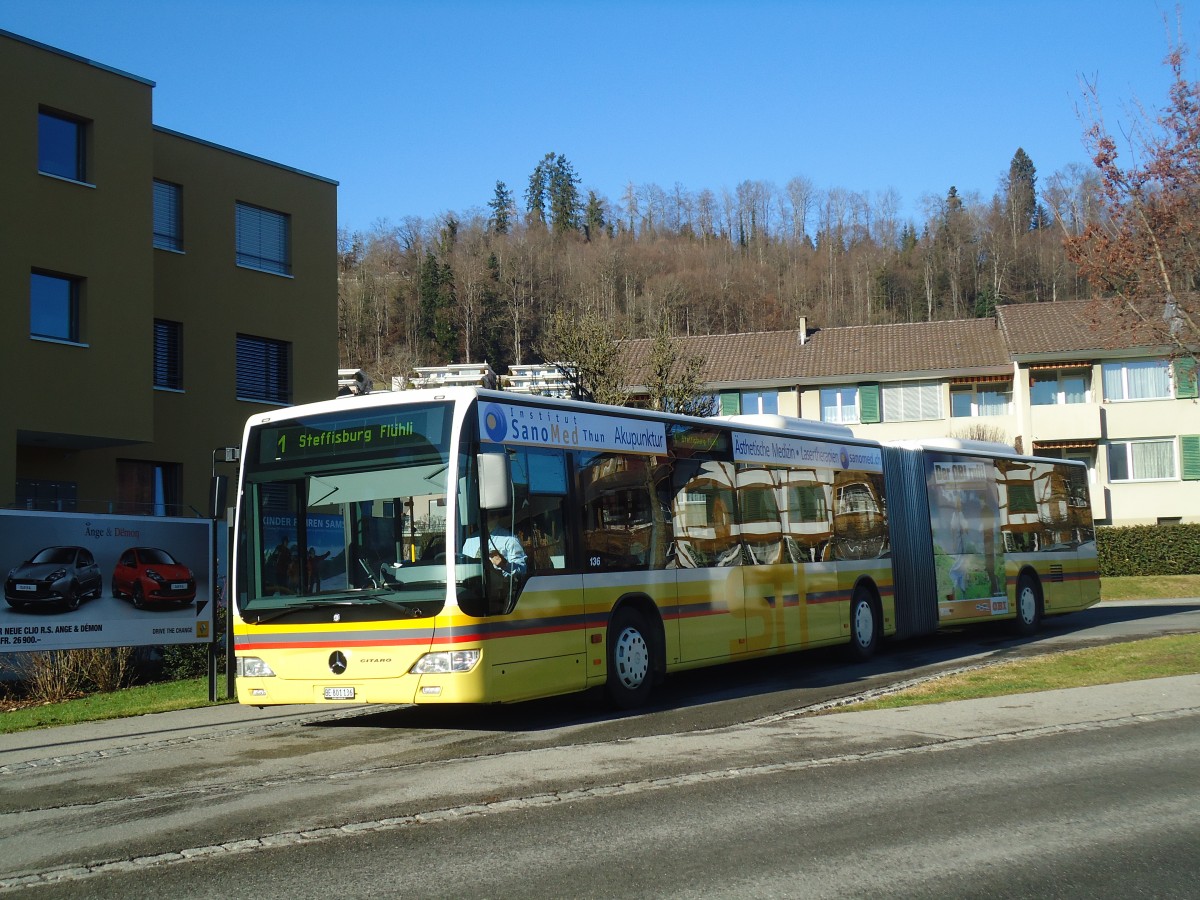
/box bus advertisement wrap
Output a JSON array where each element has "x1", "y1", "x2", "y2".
[
  {"x1": 925, "y1": 454, "x2": 1007, "y2": 619},
  {"x1": 732, "y1": 431, "x2": 883, "y2": 472},
  {"x1": 0, "y1": 510, "x2": 214, "y2": 652},
  {"x1": 480, "y1": 401, "x2": 667, "y2": 456}
]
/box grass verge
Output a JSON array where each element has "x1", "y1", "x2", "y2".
[
  {"x1": 1100, "y1": 574, "x2": 1200, "y2": 601},
  {"x1": 834, "y1": 633, "x2": 1200, "y2": 713},
  {"x1": 0, "y1": 678, "x2": 231, "y2": 734}
]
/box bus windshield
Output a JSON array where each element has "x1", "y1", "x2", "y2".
[{"x1": 239, "y1": 402, "x2": 453, "y2": 617}]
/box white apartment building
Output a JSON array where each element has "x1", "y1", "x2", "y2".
[{"x1": 619, "y1": 301, "x2": 1198, "y2": 526}]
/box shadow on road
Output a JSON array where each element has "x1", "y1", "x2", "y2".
[{"x1": 308, "y1": 600, "x2": 1200, "y2": 735}]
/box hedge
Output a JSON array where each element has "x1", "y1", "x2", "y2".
[{"x1": 1096, "y1": 523, "x2": 1200, "y2": 577}]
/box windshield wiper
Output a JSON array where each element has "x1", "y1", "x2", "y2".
[
  {"x1": 366, "y1": 595, "x2": 426, "y2": 618},
  {"x1": 245, "y1": 592, "x2": 427, "y2": 624},
  {"x1": 248, "y1": 601, "x2": 354, "y2": 625}
]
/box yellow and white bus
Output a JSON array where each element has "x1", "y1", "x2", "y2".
[{"x1": 231, "y1": 388, "x2": 1099, "y2": 708}]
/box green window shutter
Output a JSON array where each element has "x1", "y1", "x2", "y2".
[
  {"x1": 858, "y1": 383, "x2": 881, "y2": 424},
  {"x1": 1173, "y1": 358, "x2": 1198, "y2": 399},
  {"x1": 719, "y1": 391, "x2": 740, "y2": 415},
  {"x1": 1181, "y1": 435, "x2": 1200, "y2": 481}
]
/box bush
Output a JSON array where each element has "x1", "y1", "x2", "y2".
[
  {"x1": 5, "y1": 647, "x2": 135, "y2": 703},
  {"x1": 162, "y1": 643, "x2": 213, "y2": 680},
  {"x1": 1097, "y1": 523, "x2": 1200, "y2": 577}
]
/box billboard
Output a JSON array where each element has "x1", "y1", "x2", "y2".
[{"x1": 0, "y1": 510, "x2": 213, "y2": 652}]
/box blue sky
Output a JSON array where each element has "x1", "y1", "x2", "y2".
[{"x1": 5, "y1": 1, "x2": 1194, "y2": 233}]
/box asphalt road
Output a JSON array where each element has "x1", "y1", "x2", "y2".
[{"x1": 2, "y1": 599, "x2": 1199, "y2": 897}]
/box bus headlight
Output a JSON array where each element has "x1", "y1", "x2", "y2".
[
  {"x1": 411, "y1": 649, "x2": 481, "y2": 674},
  {"x1": 236, "y1": 656, "x2": 276, "y2": 678}
]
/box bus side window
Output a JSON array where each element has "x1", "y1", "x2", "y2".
[
  {"x1": 671, "y1": 459, "x2": 741, "y2": 567},
  {"x1": 736, "y1": 465, "x2": 783, "y2": 565},
  {"x1": 578, "y1": 452, "x2": 673, "y2": 571},
  {"x1": 512, "y1": 447, "x2": 569, "y2": 574}
]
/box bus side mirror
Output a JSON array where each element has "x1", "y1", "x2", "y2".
[{"x1": 478, "y1": 453, "x2": 511, "y2": 510}]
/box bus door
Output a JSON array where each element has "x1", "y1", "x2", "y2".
[
  {"x1": 738, "y1": 465, "x2": 799, "y2": 654},
  {"x1": 670, "y1": 458, "x2": 746, "y2": 662},
  {"x1": 470, "y1": 446, "x2": 585, "y2": 700}
]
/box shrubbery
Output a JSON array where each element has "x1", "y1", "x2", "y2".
[
  {"x1": 2, "y1": 648, "x2": 135, "y2": 704},
  {"x1": 1097, "y1": 523, "x2": 1200, "y2": 577}
]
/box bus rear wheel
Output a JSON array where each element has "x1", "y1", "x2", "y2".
[
  {"x1": 847, "y1": 587, "x2": 880, "y2": 661},
  {"x1": 606, "y1": 608, "x2": 654, "y2": 709},
  {"x1": 1012, "y1": 573, "x2": 1042, "y2": 636}
]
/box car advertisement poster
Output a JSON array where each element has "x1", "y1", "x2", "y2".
[{"x1": 0, "y1": 510, "x2": 213, "y2": 652}]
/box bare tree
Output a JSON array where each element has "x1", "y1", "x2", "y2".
[{"x1": 1062, "y1": 19, "x2": 1199, "y2": 360}]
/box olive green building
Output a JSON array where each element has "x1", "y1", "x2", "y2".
[{"x1": 0, "y1": 30, "x2": 337, "y2": 515}]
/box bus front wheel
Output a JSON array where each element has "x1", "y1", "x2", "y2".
[
  {"x1": 606, "y1": 608, "x2": 654, "y2": 709},
  {"x1": 847, "y1": 587, "x2": 880, "y2": 661}
]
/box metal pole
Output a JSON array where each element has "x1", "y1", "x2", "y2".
[{"x1": 208, "y1": 515, "x2": 219, "y2": 703}]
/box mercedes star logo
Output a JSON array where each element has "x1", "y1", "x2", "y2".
[{"x1": 328, "y1": 651, "x2": 348, "y2": 675}]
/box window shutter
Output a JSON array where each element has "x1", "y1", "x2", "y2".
[
  {"x1": 1181, "y1": 435, "x2": 1200, "y2": 481},
  {"x1": 858, "y1": 383, "x2": 880, "y2": 424},
  {"x1": 236, "y1": 334, "x2": 291, "y2": 404},
  {"x1": 719, "y1": 391, "x2": 740, "y2": 415},
  {"x1": 236, "y1": 203, "x2": 291, "y2": 275},
  {"x1": 1174, "y1": 358, "x2": 1198, "y2": 399},
  {"x1": 153, "y1": 181, "x2": 182, "y2": 251},
  {"x1": 153, "y1": 319, "x2": 183, "y2": 390}
]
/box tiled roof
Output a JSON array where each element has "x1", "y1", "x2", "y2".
[
  {"x1": 615, "y1": 300, "x2": 1165, "y2": 390},
  {"x1": 620, "y1": 330, "x2": 809, "y2": 387},
  {"x1": 996, "y1": 299, "x2": 1159, "y2": 354},
  {"x1": 791, "y1": 319, "x2": 1010, "y2": 379}
]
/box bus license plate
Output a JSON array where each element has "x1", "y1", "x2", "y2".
[{"x1": 324, "y1": 687, "x2": 355, "y2": 700}]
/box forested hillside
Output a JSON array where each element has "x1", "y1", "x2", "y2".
[{"x1": 332, "y1": 134, "x2": 1175, "y2": 384}]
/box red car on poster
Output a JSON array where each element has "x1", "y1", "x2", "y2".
[{"x1": 111, "y1": 547, "x2": 196, "y2": 608}]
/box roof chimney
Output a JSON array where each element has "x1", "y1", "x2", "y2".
[{"x1": 798, "y1": 316, "x2": 807, "y2": 345}]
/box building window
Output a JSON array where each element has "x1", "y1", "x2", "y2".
[
  {"x1": 154, "y1": 319, "x2": 183, "y2": 390},
  {"x1": 30, "y1": 271, "x2": 81, "y2": 342},
  {"x1": 1030, "y1": 368, "x2": 1090, "y2": 405},
  {"x1": 882, "y1": 379, "x2": 941, "y2": 422},
  {"x1": 951, "y1": 383, "x2": 1012, "y2": 417},
  {"x1": 236, "y1": 202, "x2": 291, "y2": 275},
  {"x1": 1108, "y1": 438, "x2": 1176, "y2": 482},
  {"x1": 1102, "y1": 360, "x2": 1171, "y2": 401},
  {"x1": 117, "y1": 460, "x2": 182, "y2": 516},
  {"x1": 740, "y1": 390, "x2": 779, "y2": 415},
  {"x1": 153, "y1": 180, "x2": 183, "y2": 251},
  {"x1": 237, "y1": 334, "x2": 291, "y2": 404},
  {"x1": 820, "y1": 387, "x2": 859, "y2": 424},
  {"x1": 38, "y1": 109, "x2": 87, "y2": 181}
]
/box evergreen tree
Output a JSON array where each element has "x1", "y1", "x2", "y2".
[
  {"x1": 478, "y1": 253, "x2": 509, "y2": 368},
  {"x1": 488, "y1": 181, "x2": 514, "y2": 235},
  {"x1": 525, "y1": 154, "x2": 552, "y2": 227},
  {"x1": 548, "y1": 154, "x2": 582, "y2": 233},
  {"x1": 418, "y1": 250, "x2": 457, "y2": 362},
  {"x1": 584, "y1": 190, "x2": 606, "y2": 240},
  {"x1": 1006, "y1": 148, "x2": 1038, "y2": 238}
]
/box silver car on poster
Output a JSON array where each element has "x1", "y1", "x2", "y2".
[{"x1": 5, "y1": 545, "x2": 104, "y2": 612}]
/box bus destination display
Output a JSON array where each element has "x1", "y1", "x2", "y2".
[{"x1": 257, "y1": 406, "x2": 446, "y2": 465}]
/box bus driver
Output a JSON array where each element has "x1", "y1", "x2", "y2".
[{"x1": 463, "y1": 510, "x2": 528, "y2": 580}]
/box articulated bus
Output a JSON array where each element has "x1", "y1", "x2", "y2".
[{"x1": 231, "y1": 388, "x2": 1099, "y2": 708}]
